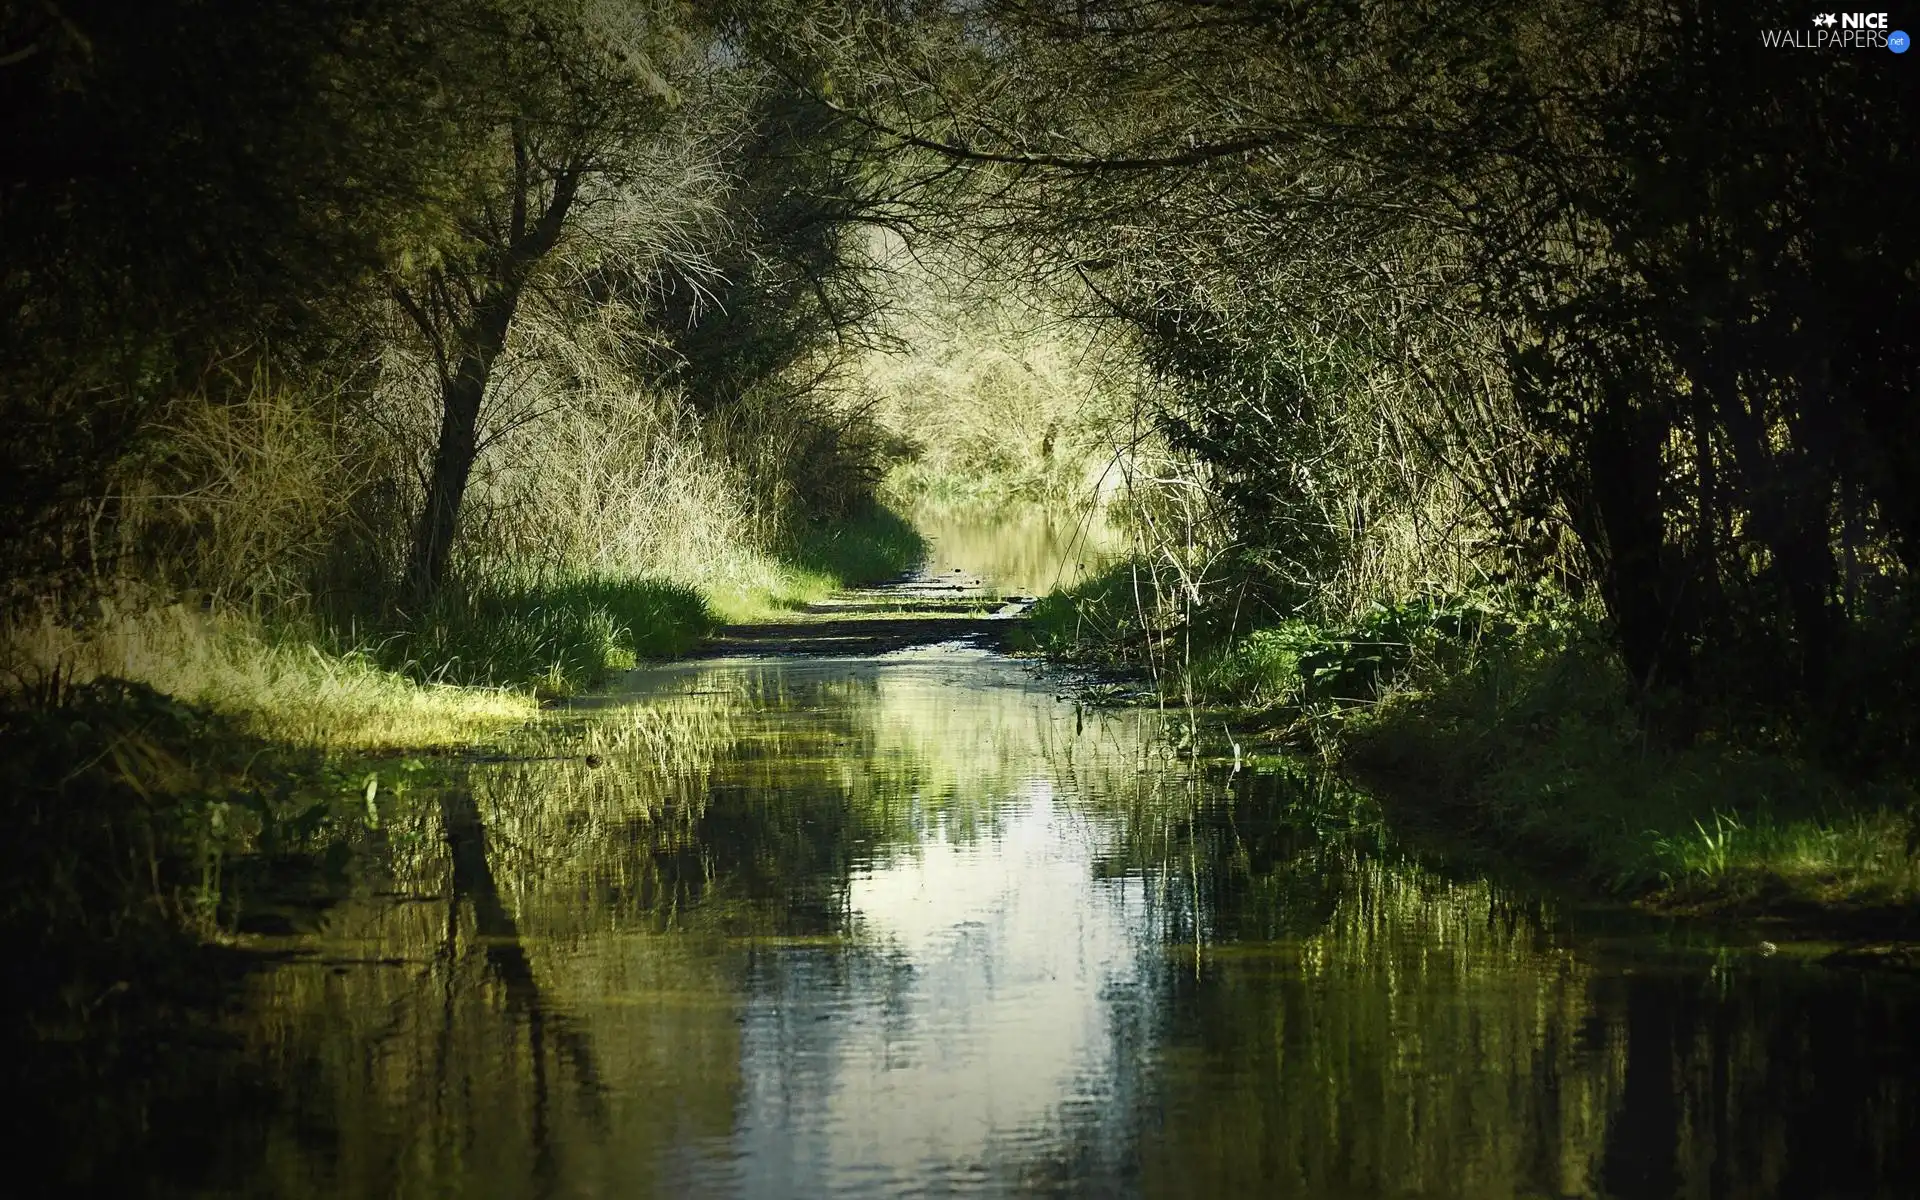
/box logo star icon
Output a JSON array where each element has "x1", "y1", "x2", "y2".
[{"x1": 1813, "y1": 12, "x2": 1838, "y2": 25}]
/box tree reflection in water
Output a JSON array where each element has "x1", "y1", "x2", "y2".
[{"x1": 72, "y1": 650, "x2": 1920, "y2": 1197}]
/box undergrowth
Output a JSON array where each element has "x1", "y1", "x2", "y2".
[
  {"x1": 790, "y1": 503, "x2": 925, "y2": 588},
  {"x1": 347, "y1": 504, "x2": 922, "y2": 688},
  {"x1": 1023, "y1": 569, "x2": 1920, "y2": 920},
  {"x1": 0, "y1": 677, "x2": 416, "y2": 1015},
  {"x1": 1012, "y1": 559, "x2": 1157, "y2": 661},
  {"x1": 347, "y1": 575, "x2": 713, "y2": 697},
  {"x1": 1338, "y1": 614, "x2": 1920, "y2": 917},
  {"x1": 6, "y1": 602, "x2": 534, "y2": 750}
]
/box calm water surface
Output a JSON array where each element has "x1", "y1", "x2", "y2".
[{"x1": 113, "y1": 520, "x2": 1920, "y2": 1197}]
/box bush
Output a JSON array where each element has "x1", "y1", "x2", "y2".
[
  {"x1": 1195, "y1": 594, "x2": 1514, "y2": 711},
  {"x1": 788, "y1": 502, "x2": 926, "y2": 587},
  {"x1": 366, "y1": 575, "x2": 713, "y2": 696},
  {"x1": 1013, "y1": 559, "x2": 1158, "y2": 660}
]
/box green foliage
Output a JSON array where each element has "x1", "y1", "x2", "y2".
[
  {"x1": 367, "y1": 576, "x2": 713, "y2": 695},
  {"x1": 1013, "y1": 559, "x2": 1155, "y2": 660},
  {"x1": 655, "y1": 82, "x2": 893, "y2": 426},
  {"x1": 1342, "y1": 617, "x2": 1920, "y2": 912},
  {"x1": 1, "y1": 0, "x2": 908, "y2": 635},
  {"x1": 0, "y1": 0, "x2": 467, "y2": 601},
  {"x1": 800, "y1": 0, "x2": 1920, "y2": 756},
  {"x1": 1651, "y1": 813, "x2": 1744, "y2": 884},
  {"x1": 787, "y1": 503, "x2": 926, "y2": 587},
  {"x1": 317, "y1": 506, "x2": 917, "y2": 698},
  {"x1": 1023, "y1": 559, "x2": 1920, "y2": 913},
  {"x1": 862, "y1": 261, "x2": 1133, "y2": 514},
  {"x1": 1197, "y1": 597, "x2": 1513, "y2": 711}
]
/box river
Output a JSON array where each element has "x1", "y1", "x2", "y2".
[{"x1": 58, "y1": 510, "x2": 1920, "y2": 1197}]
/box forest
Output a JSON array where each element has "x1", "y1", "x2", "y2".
[{"x1": 4, "y1": 0, "x2": 1919, "y2": 1188}]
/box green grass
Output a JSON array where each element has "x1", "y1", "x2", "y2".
[
  {"x1": 1189, "y1": 596, "x2": 1509, "y2": 714},
  {"x1": 1010, "y1": 558, "x2": 1156, "y2": 659},
  {"x1": 6, "y1": 504, "x2": 924, "y2": 755},
  {"x1": 1020, "y1": 574, "x2": 1920, "y2": 921},
  {"x1": 698, "y1": 502, "x2": 927, "y2": 622},
  {"x1": 1341, "y1": 621, "x2": 1920, "y2": 916},
  {"x1": 360, "y1": 575, "x2": 713, "y2": 697},
  {"x1": 312, "y1": 507, "x2": 922, "y2": 698},
  {"x1": 790, "y1": 502, "x2": 926, "y2": 586},
  {"x1": 6, "y1": 603, "x2": 536, "y2": 751}
]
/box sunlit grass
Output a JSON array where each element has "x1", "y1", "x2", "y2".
[
  {"x1": 1643, "y1": 808, "x2": 1919, "y2": 907},
  {"x1": 673, "y1": 503, "x2": 925, "y2": 622},
  {"x1": 357, "y1": 574, "x2": 713, "y2": 697},
  {"x1": 4, "y1": 604, "x2": 534, "y2": 751},
  {"x1": 3, "y1": 497, "x2": 927, "y2": 755},
  {"x1": 1011, "y1": 558, "x2": 1155, "y2": 659},
  {"x1": 1342, "y1": 622, "x2": 1920, "y2": 913}
]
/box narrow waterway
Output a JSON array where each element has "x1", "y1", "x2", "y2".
[{"x1": 94, "y1": 516, "x2": 1920, "y2": 1197}]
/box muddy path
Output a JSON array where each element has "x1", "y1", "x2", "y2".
[{"x1": 704, "y1": 566, "x2": 1037, "y2": 657}]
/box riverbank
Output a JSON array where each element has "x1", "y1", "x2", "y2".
[
  {"x1": 1017, "y1": 562, "x2": 1920, "y2": 935},
  {"x1": 0, "y1": 504, "x2": 926, "y2": 1019},
  {"x1": 1340, "y1": 682, "x2": 1920, "y2": 939},
  {"x1": 40, "y1": 577, "x2": 1920, "y2": 1198}
]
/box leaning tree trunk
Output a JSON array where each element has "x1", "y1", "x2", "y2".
[
  {"x1": 409, "y1": 284, "x2": 524, "y2": 602},
  {"x1": 404, "y1": 165, "x2": 583, "y2": 604}
]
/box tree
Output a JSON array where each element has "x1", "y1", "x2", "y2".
[
  {"x1": 0, "y1": 0, "x2": 457, "y2": 605},
  {"x1": 777, "y1": 0, "x2": 1920, "y2": 734},
  {"x1": 387, "y1": 0, "x2": 698, "y2": 600}
]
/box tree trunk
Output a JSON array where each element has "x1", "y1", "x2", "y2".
[
  {"x1": 1573, "y1": 394, "x2": 1695, "y2": 699},
  {"x1": 409, "y1": 283, "x2": 524, "y2": 602},
  {"x1": 403, "y1": 161, "x2": 583, "y2": 604}
]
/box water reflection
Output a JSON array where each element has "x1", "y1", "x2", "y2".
[
  {"x1": 725, "y1": 780, "x2": 1156, "y2": 1196},
  {"x1": 911, "y1": 501, "x2": 1122, "y2": 595},
  {"x1": 184, "y1": 648, "x2": 1920, "y2": 1196}
]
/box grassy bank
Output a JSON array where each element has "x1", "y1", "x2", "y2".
[
  {"x1": 12, "y1": 499, "x2": 924, "y2": 720},
  {"x1": 703, "y1": 502, "x2": 927, "y2": 620},
  {"x1": 345, "y1": 576, "x2": 714, "y2": 697},
  {"x1": 1021, "y1": 561, "x2": 1920, "y2": 928},
  {"x1": 0, "y1": 500, "x2": 924, "y2": 1017},
  {"x1": 1340, "y1": 626, "x2": 1920, "y2": 927},
  {"x1": 0, "y1": 675, "x2": 424, "y2": 1020},
  {"x1": 10, "y1": 604, "x2": 538, "y2": 750}
]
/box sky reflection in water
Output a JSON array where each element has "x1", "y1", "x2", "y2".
[{"x1": 196, "y1": 642, "x2": 1920, "y2": 1199}]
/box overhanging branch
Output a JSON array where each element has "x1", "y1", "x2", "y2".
[{"x1": 809, "y1": 91, "x2": 1285, "y2": 173}]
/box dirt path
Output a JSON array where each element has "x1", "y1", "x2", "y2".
[{"x1": 704, "y1": 567, "x2": 1035, "y2": 657}]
